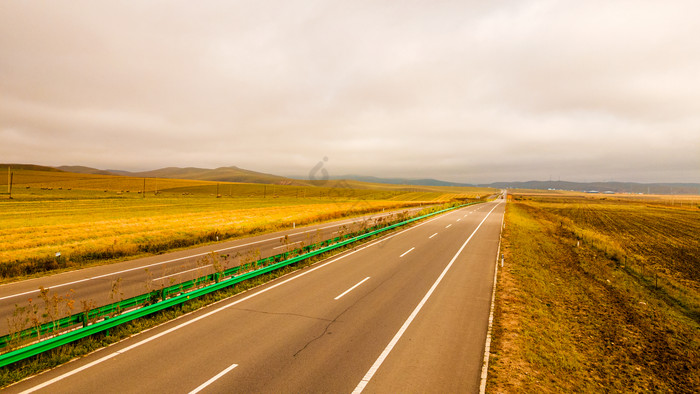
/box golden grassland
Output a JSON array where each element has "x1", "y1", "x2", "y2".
[
  {"x1": 488, "y1": 193, "x2": 700, "y2": 392},
  {"x1": 0, "y1": 198, "x2": 415, "y2": 279},
  {"x1": 0, "y1": 168, "x2": 492, "y2": 198},
  {"x1": 513, "y1": 188, "x2": 700, "y2": 208},
  {"x1": 0, "y1": 168, "x2": 495, "y2": 281}
]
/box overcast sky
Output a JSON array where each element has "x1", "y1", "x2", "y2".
[{"x1": 1, "y1": 1, "x2": 699, "y2": 183}]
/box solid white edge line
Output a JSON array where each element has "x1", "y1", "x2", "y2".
[
  {"x1": 479, "y1": 202, "x2": 506, "y2": 394},
  {"x1": 188, "y1": 363, "x2": 238, "y2": 394},
  {"x1": 429, "y1": 233, "x2": 438, "y2": 239},
  {"x1": 399, "y1": 247, "x2": 415, "y2": 258},
  {"x1": 19, "y1": 353, "x2": 120, "y2": 394},
  {"x1": 334, "y1": 277, "x2": 370, "y2": 300},
  {"x1": 0, "y1": 207, "x2": 429, "y2": 301},
  {"x1": 352, "y1": 202, "x2": 502, "y2": 393},
  {"x1": 18, "y1": 204, "x2": 462, "y2": 392}
]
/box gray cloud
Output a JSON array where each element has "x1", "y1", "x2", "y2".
[{"x1": 1, "y1": 0, "x2": 699, "y2": 183}]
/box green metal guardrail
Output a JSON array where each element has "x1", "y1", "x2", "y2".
[
  {"x1": 0, "y1": 221, "x2": 400, "y2": 349},
  {"x1": 0, "y1": 202, "x2": 478, "y2": 367}
]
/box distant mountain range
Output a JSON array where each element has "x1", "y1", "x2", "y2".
[
  {"x1": 325, "y1": 175, "x2": 475, "y2": 187},
  {"x1": 56, "y1": 166, "x2": 476, "y2": 188},
  {"x1": 324, "y1": 176, "x2": 700, "y2": 194},
  {"x1": 4, "y1": 164, "x2": 698, "y2": 194},
  {"x1": 483, "y1": 180, "x2": 700, "y2": 195}
]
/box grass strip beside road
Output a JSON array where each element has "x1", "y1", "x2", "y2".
[{"x1": 487, "y1": 196, "x2": 700, "y2": 392}]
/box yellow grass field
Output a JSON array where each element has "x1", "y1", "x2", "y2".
[{"x1": 0, "y1": 167, "x2": 495, "y2": 281}]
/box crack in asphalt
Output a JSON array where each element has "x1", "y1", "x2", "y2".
[
  {"x1": 292, "y1": 270, "x2": 400, "y2": 358},
  {"x1": 292, "y1": 306, "x2": 349, "y2": 358}
]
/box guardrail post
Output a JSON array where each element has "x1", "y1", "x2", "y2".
[{"x1": 104, "y1": 316, "x2": 110, "y2": 337}]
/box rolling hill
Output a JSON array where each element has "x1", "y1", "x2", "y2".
[
  {"x1": 48, "y1": 165, "x2": 306, "y2": 186},
  {"x1": 56, "y1": 166, "x2": 116, "y2": 175},
  {"x1": 125, "y1": 166, "x2": 303, "y2": 185},
  {"x1": 1, "y1": 164, "x2": 63, "y2": 172}
]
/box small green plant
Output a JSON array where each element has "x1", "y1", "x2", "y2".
[
  {"x1": 27, "y1": 298, "x2": 40, "y2": 341},
  {"x1": 143, "y1": 268, "x2": 154, "y2": 293},
  {"x1": 109, "y1": 278, "x2": 124, "y2": 316},
  {"x1": 80, "y1": 299, "x2": 97, "y2": 326},
  {"x1": 5, "y1": 304, "x2": 29, "y2": 350},
  {"x1": 279, "y1": 235, "x2": 291, "y2": 253}
]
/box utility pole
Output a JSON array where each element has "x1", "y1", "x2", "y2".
[
  {"x1": 6, "y1": 166, "x2": 10, "y2": 194},
  {"x1": 8, "y1": 169, "x2": 13, "y2": 200},
  {"x1": 143, "y1": 178, "x2": 146, "y2": 198},
  {"x1": 154, "y1": 178, "x2": 158, "y2": 195}
]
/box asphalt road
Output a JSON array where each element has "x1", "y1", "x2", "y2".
[
  {"x1": 0, "y1": 206, "x2": 429, "y2": 333},
  {"x1": 6, "y1": 199, "x2": 505, "y2": 393}
]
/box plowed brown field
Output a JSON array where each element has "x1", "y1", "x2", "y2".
[{"x1": 488, "y1": 193, "x2": 699, "y2": 392}]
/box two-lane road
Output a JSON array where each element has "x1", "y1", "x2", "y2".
[{"x1": 6, "y1": 200, "x2": 505, "y2": 393}]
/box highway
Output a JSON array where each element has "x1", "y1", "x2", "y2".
[
  {"x1": 0, "y1": 206, "x2": 428, "y2": 333},
  {"x1": 5, "y1": 199, "x2": 505, "y2": 393}
]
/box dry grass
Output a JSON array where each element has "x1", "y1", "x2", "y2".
[
  {"x1": 0, "y1": 167, "x2": 495, "y2": 199},
  {"x1": 0, "y1": 198, "x2": 421, "y2": 280},
  {"x1": 488, "y1": 193, "x2": 700, "y2": 392},
  {"x1": 512, "y1": 188, "x2": 700, "y2": 209},
  {"x1": 0, "y1": 168, "x2": 495, "y2": 280}
]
